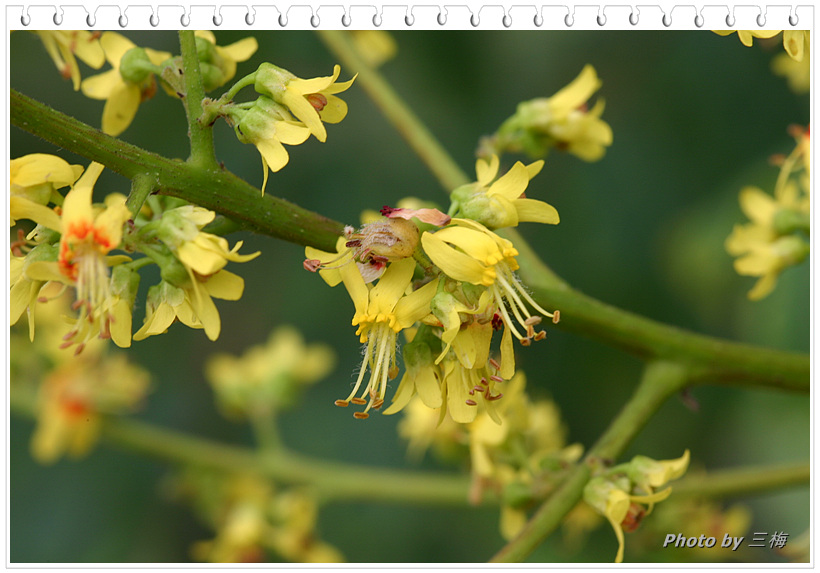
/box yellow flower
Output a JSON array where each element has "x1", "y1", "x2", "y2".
[
  {"x1": 714, "y1": 30, "x2": 810, "y2": 62},
  {"x1": 154, "y1": 204, "x2": 260, "y2": 278},
  {"x1": 712, "y1": 29, "x2": 782, "y2": 47},
  {"x1": 336, "y1": 257, "x2": 439, "y2": 418},
  {"x1": 350, "y1": 31, "x2": 397, "y2": 68},
  {"x1": 34, "y1": 31, "x2": 105, "y2": 90},
  {"x1": 422, "y1": 219, "x2": 558, "y2": 345},
  {"x1": 232, "y1": 96, "x2": 312, "y2": 193},
  {"x1": 81, "y1": 32, "x2": 171, "y2": 135},
  {"x1": 23, "y1": 163, "x2": 132, "y2": 351},
  {"x1": 487, "y1": 65, "x2": 612, "y2": 161},
  {"x1": 450, "y1": 155, "x2": 559, "y2": 229},
  {"x1": 254, "y1": 63, "x2": 355, "y2": 143},
  {"x1": 133, "y1": 271, "x2": 245, "y2": 342},
  {"x1": 31, "y1": 351, "x2": 150, "y2": 464},
  {"x1": 10, "y1": 153, "x2": 83, "y2": 229},
  {"x1": 205, "y1": 325, "x2": 335, "y2": 417},
  {"x1": 194, "y1": 30, "x2": 258, "y2": 90},
  {"x1": 584, "y1": 450, "x2": 690, "y2": 563}
]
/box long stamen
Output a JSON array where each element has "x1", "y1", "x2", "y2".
[
  {"x1": 492, "y1": 284, "x2": 525, "y2": 340},
  {"x1": 345, "y1": 336, "x2": 373, "y2": 402}
]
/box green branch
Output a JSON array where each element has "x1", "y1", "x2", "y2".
[
  {"x1": 9, "y1": 390, "x2": 473, "y2": 507},
  {"x1": 673, "y1": 462, "x2": 809, "y2": 499},
  {"x1": 491, "y1": 361, "x2": 689, "y2": 562},
  {"x1": 316, "y1": 30, "x2": 470, "y2": 191},
  {"x1": 11, "y1": 89, "x2": 343, "y2": 251},
  {"x1": 178, "y1": 30, "x2": 218, "y2": 169}
]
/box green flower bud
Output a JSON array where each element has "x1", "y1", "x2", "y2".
[
  {"x1": 195, "y1": 36, "x2": 217, "y2": 63},
  {"x1": 459, "y1": 193, "x2": 519, "y2": 229},
  {"x1": 110, "y1": 264, "x2": 141, "y2": 306},
  {"x1": 119, "y1": 47, "x2": 154, "y2": 84},
  {"x1": 233, "y1": 96, "x2": 289, "y2": 144},
  {"x1": 253, "y1": 62, "x2": 295, "y2": 100}
]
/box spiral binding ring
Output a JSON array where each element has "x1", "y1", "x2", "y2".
[{"x1": 11, "y1": 5, "x2": 806, "y2": 29}]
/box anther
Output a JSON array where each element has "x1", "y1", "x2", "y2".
[
  {"x1": 479, "y1": 378, "x2": 488, "y2": 386},
  {"x1": 524, "y1": 316, "x2": 542, "y2": 326},
  {"x1": 520, "y1": 337, "x2": 532, "y2": 347},
  {"x1": 465, "y1": 399, "x2": 477, "y2": 406},
  {"x1": 526, "y1": 325, "x2": 535, "y2": 338},
  {"x1": 490, "y1": 375, "x2": 504, "y2": 383},
  {"x1": 334, "y1": 399, "x2": 349, "y2": 407},
  {"x1": 351, "y1": 397, "x2": 368, "y2": 406},
  {"x1": 372, "y1": 398, "x2": 384, "y2": 409},
  {"x1": 552, "y1": 310, "x2": 561, "y2": 324},
  {"x1": 487, "y1": 393, "x2": 503, "y2": 401},
  {"x1": 73, "y1": 343, "x2": 85, "y2": 355},
  {"x1": 306, "y1": 93, "x2": 328, "y2": 111},
  {"x1": 533, "y1": 330, "x2": 547, "y2": 341},
  {"x1": 303, "y1": 259, "x2": 322, "y2": 272},
  {"x1": 353, "y1": 411, "x2": 370, "y2": 419},
  {"x1": 488, "y1": 358, "x2": 501, "y2": 370}
]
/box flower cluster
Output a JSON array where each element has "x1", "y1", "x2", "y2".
[
  {"x1": 397, "y1": 372, "x2": 583, "y2": 539},
  {"x1": 206, "y1": 62, "x2": 355, "y2": 193},
  {"x1": 479, "y1": 65, "x2": 613, "y2": 162},
  {"x1": 173, "y1": 470, "x2": 343, "y2": 563},
  {"x1": 304, "y1": 156, "x2": 561, "y2": 421},
  {"x1": 583, "y1": 450, "x2": 690, "y2": 563},
  {"x1": 11, "y1": 294, "x2": 151, "y2": 464},
  {"x1": 725, "y1": 125, "x2": 810, "y2": 300},
  {"x1": 205, "y1": 325, "x2": 336, "y2": 418},
  {"x1": 10, "y1": 155, "x2": 259, "y2": 351}
]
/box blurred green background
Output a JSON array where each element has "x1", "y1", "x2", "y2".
[{"x1": 10, "y1": 30, "x2": 810, "y2": 563}]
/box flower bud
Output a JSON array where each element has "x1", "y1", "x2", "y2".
[
  {"x1": 253, "y1": 63, "x2": 295, "y2": 100},
  {"x1": 354, "y1": 218, "x2": 420, "y2": 261},
  {"x1": 118, "y1": 47, "x2": 155, "y2": 84}
]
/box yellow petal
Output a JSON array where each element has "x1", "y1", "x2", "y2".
[
  {"x1": 513, "y1": 198, "x2": 560, "y2": 224},
  {"x1": 370, "y1": 258, "x2": 416, "y2": 317},
  {"x1": 289, "y1": 65, "x2": 340, "y2": 94},
  {"x1": 549, "y1": 65, "x2": 601, "y2": 118},
  {"x1": 319, "y1": 94, "x2": 348, "y2": 124},
  {"x1": 9, "y1": 197, "x2": 62, "y2": 231},
  {"x1": 204, "y1": 270, "x2": 245, "y2": 300},
  {"x1": 499, "y1": 325, "x2": 515, "y2": 379},
  {"x1": 738, "y1": 186, "x2": 777, "y2": 225},
  {"x1": 339, "y1": 258, "x2": 370, "y2": 317},
  {"x1": 219, "y1": 36, "x2": 258, "y2": 63},
  {"x1": 393, "y1": 277, "x2": 440, "y2": 330},
  {"x1": 475, "y1": 155, "x2": 500, "y2": 186},
  {"x1": 81, "y1": 68, "x2": 122, "y2": 100},
  {"x1": 274, "y1": 120, "x2": 312, "y2": 146},
  {"x1": 256, "y1": 138, "x2": 290, "y2": 173},
  {"x1": 10, "y1": 154, "x2": 79, "y2": 188},
  {"x1": 487, "y1": 161, "x2": 529, "y2": 200},
  {"x1": 133, "y1": 302, "x2": 176, "y2": 340},
  {"x1": 101, "y1": 82, "x2": 141, "y2": 136},
  {"x1": 281, "y1": 91, "x2": 326, "y2": 142},
  {"x1": 422, "y1": 232, "x2": 494, "y2": 286},
  {"x1": 100, "y1": 31, "x2": 137, "y2": 67}
]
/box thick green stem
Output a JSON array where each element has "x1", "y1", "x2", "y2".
[
  {"x1": 316, "y1": 30, "x2": 470, "y2": 191},
  {"x1": 673, "y1": 462, "x2": 809, "y2": 499},
  {"x1": 490, "y1": 361, "x2": 689, "y2": 562},
  {"x1": 522, "y1": 279, "x2": 809, "y2": 393},
  {"x1": 178, "y1": 31, "x2": 217, "y2": 169},
  {"x1": 11, "y1": 90, "x2": 344, "y2": 251},
  {"x1": 10, "y1": 390, "x2": 472, "y2": 507}
]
